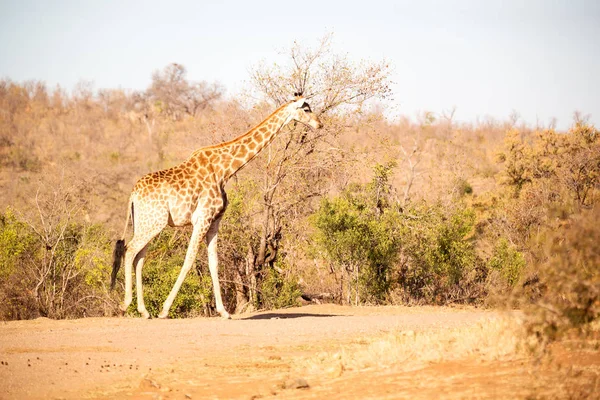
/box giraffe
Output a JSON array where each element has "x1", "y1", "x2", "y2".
[{"x1": 110, "y1": 94, "x2": 322, "y2": 319}]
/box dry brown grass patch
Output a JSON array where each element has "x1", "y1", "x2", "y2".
[{"x1": 304, "y1": 314, "x2": 524, "y2": 376}]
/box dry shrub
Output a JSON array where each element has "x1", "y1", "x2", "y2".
[
  {"x1": 305, "y1": 314, "x2": 523, "y2": 375},
  {"x1": 524, "y1": 206, "x2": 600, "y2": 349},
  {"x1": 491, "y1": 120, "x2": 600, "y2": 349}
]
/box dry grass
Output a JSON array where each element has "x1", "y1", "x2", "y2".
[
  {"x1": 304, "y1": 314, "x2": 524, "y2": 377},
  {"x1": 291, "y1": 314, "x2": 600, "y2": 399}
]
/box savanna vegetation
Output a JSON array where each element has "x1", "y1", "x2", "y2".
[{"x1": 1, "y1": 36, "x2": 598, "y2": 351}]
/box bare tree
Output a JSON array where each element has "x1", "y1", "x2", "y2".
[
  {"x1": 399, "y1": 137, "x2": 424, "y2": 205},
  {"x1": 236, "y1": 35, "x2": 393, "y2": 306},
  {"x1": 147, "y1": 63, "x2": 223, "y2": 120}
]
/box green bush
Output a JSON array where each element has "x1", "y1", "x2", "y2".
[
  {"x1": 487, "y1": 238, "x2": 525, "y2": 287},
  {"x1": 312, "y1": 163, "x2": 402, "y2": 304},
  {"x1": 312, "y1": 162, "x2": 484, "y2": 306},
  {"x1": 0, "y1": 208, "x2": 36, "y2": 279},
  {"x1": 259, "y1": 261, "x2": 301, "y2": 310},
  {"x1": 0, "y1": 207, "x2": 114, "y2": 320},
  {"x1": 0, "y1": 209, "x2": 39, "y2": 319},
  {"x1": 398, "y1": 203, "x2": 479, "y2": 304}
]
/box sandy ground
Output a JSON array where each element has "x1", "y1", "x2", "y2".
[{"x1": 0, "y1": 305, "x2": 598, "y2": 399}]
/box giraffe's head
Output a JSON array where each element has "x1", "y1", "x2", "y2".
[{"x1": 284, "y1": 93, "x2": 323, "y2": 130}]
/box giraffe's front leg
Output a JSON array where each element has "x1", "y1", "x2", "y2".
[
  {"x1": 158, "y1": 220, "x2": 207, "y2": 319},
  {"x1": 206, "y1": 217, "x2": 230, "y2": 319},
  {"x1": 121, "y1": 248, "x2": 135, "y2": 313}
]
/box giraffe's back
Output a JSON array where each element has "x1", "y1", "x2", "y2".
[{"x1": 133, "y1": 164, "x2": 212, "y2": 227}]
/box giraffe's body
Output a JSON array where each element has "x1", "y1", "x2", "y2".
[{"x1": 111, "y1": 95, "x2": 322, "y2": 318}]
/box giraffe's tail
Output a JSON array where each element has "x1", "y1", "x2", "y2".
[
  {"x1": 110, "y1": 240, "x2": 125, "y2": 290},
  {"x1": 111, "y1": 197, "x2": 133, "y2": 290}
]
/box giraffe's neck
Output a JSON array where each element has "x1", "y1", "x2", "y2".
[{"x1": 217, "y1": 104, "x2": 291, "y2": 181}]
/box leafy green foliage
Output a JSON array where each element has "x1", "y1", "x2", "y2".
[
  {"x1": 312, "y1": 162, "x2": 482, "y2": 305},
  {"x1": 259, "y1": 261, "x2": 302, "y2": 310},
  {"x1": 487, "y1": 238, "x2": 525, "y2": 287},
  {"x1": 0, "y1": 209, "x2": 39, "y2": 319},
  {"x1": 0, "y1": 208, "x2": 114, "y2": 320},
  {"x1": 398, "y1": 203, "x2": 479, "y2": 304},
  {"x1": 0, "y1": 208, "x2": 36, "y2": 279},
  {"x1": 312, "y1": 163, "x2": 402, "y2": 304}
]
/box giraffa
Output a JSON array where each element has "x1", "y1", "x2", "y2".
[{"x1": 111, "y1": 94, "x2": 322, "y2": 319}]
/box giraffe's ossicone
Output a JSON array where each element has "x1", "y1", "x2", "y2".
[{"x1": 110, "y1": 94, "x2": 322, "y2": 319}]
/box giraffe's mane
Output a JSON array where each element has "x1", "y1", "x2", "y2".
[{"x1": 206, "y1": 100, "x2": 294, "y2": 150}]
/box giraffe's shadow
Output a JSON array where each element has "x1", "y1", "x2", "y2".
[{"x1": 241, "y1": 312, "x2": 342, "y2": 320}]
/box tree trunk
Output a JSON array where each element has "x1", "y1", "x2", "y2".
[
  {"x1": 246, "y1": 245, "x2": 258, "y2": 307},
  {"x1": 256, "y1": 187, "x2": 275, "y2": 268},
  {"x1": 234, "y1": 261, "x2": 249, "y2": 314}
]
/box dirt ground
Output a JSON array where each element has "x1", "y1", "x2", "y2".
[{"x1": 0, "y1": 304, "x2": 598, "y2": 399}]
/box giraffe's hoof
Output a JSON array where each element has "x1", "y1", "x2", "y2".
[
  {"x1": 219, "y1": 311, "x2": 231, "y2": 320},
  {"x1": 119, "y1": 304, "x2": 129, "y2": 313},
  {"x1": 157, "y1": 311, "x2": 169, "y2": 319},
  {"x1": 139, "y1": 310, "x2": 150, "y2": 319}
]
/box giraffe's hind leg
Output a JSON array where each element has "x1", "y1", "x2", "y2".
[
  {"x1": 121, "y1": 228, "x2": 163, "y2": 315},
  {"x1": 121, "y1": 236, "x2": 148, "y2": 312}
]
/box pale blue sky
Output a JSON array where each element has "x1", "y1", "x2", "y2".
[{"x1": 1, "y1": 0, "x2": 598, "y2": 129}]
